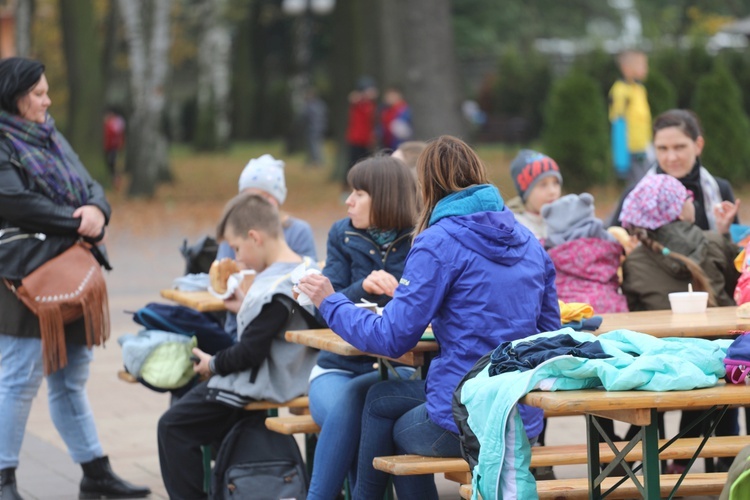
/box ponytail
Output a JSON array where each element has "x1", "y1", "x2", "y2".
[{"x1": 629, "y1": 227, "x2": 717, "y2": 307}]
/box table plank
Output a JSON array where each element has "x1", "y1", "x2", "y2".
[
  {"x1": 286, "y1": 329, "x2": 438, "y2": 367},
  {"x1": 597, "y1": 306, "x2": 750, "y2": 338},
  {"x1": 521, "y1": 383, "x2": 750, "y2": 414},
  {"x1": 160, "y1": 289, "x2": 226, "y2": 312}
]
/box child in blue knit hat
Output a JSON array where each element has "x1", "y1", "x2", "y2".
[{"x1": 507, "y1": 149, "x2": 563, "y2": 240}]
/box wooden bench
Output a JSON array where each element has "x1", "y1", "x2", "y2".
[
  {"x1": 266, "y1": 414, "x2": 321, "y2": 434},
  {"x1": 459, "y1": 472, "x2": 729, "y2": 499},
  {"x1": 244, "y1": 396, "x2": 309, "y2": 413},
  {"x1": 118, "y1": 371, "x2": 310, "y2": 413},
  {"x1": 117, "y1": 370, "x2": 138, "y2": 383},
  {"x1": 374, "y1": 435, "x2": 750, "y2": 488}
]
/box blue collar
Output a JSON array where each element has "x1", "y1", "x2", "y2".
[{"x1": 429, "y1": 184, "x2": 504, "y2": 227}]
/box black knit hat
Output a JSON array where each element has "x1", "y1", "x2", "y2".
[
  {"x1": 0, "y1": 57, "x2": 45, "y2": 115},
  {"x1": 510, "y1": 149, "x2": 562, "y2": 201}
]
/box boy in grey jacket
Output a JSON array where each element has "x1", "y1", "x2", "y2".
[{"x1": 157, "y1": 194, "x2": 318, "y2": 499}]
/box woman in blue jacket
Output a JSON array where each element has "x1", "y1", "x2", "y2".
[
  {"x1": 300, "y1": 135, "x2": 561, "y2": 499},
  {"x1": 307, "y1": 155, "x2": 417, "y2": 499}
]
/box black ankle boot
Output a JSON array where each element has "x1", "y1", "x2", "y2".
[
  {"x1": 0, "y1": 468, "x2": 23, "y2": 500},
  {"x1": 79, "y1": 456, "x2": 150, "y2": 499}
]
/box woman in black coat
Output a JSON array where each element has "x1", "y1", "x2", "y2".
[{"x1": 0, "y1": 57, "x2": 149, "y2": 500}]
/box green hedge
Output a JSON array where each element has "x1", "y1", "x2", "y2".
[
  {"x1": 692, "y1": 61, "x2": 750, "y2": 183},
  {"x1": 542, "y1": 70, "x2": 610, "y2": 191}
]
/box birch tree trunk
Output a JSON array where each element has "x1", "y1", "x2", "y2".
[
  {"x1": 118, "y1": 0, "x2": 172, "y2": 197},
  {"x1": 401, "y1": 0, "x2": 465, "y2": 141},
  {"x1": 194, "y1": 0, "x2": 231, "y2": 151},
  {"x1": 59, "y1": 0, "x2": 107, "y2": 183},
  {"x1": 14, "y1": 0, "x2": 33, "y2": 58}
]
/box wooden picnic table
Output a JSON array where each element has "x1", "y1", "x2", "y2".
[
  {"x1": 160, "y1": 289, "x2": 226, "y2": 312},
  {"x1": 285, "y1": 328, "x2": 438, "y2": 368},
  {"x1": 596, "y1": 305, "x2": 750, "y2": 338},
  {"x1": 520, "y1": 383, "x2": 750, "y2": 499}
]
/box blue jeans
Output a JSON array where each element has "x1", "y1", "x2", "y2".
[
  {"x1": 0, "y1": 335, "x2": 103, "y2": 468},
  {"x1": 307, "y1": 368, "x2": 414, "y2": 500},
  {"x1": 355, "y1": 379, "x2": 461, "y2": 500}
]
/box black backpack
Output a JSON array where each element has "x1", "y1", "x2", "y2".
[
  {"x1": 211, "y1": 414, "x2": 309, "y2": 500},
  {"x1": 180, "y1": 235, "x2": 219, "y2": 275},
  {"x1": 452, "y1": 350, "x2": 492, "y2": 472}
]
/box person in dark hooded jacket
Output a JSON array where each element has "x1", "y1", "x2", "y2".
[{"x1": 299, "y1": 135, "x2": 560, "y2": 499}]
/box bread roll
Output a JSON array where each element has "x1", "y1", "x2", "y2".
[{"x1": 209, "y1": 258, "x2": 240, "y2": 294}]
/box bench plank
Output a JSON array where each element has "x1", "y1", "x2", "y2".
[
  {"x1": 117, "y1": 370, "x2": 138, "y2": 383},
  {"x1": 459, "y1": 472, "x2": 729, "y2": 500},
  {"x1": 522, "y1": 383, "x2": 750, "y2": 415},
  {"x1": 244, "y1": 396, "x2": 309, "y2": 411},
  {"x1": 374, "y1": 435, "x2": 750, "y2": 476},
  {"x1": 266, "y1": 415, "x2": 321, "y2": 435}
]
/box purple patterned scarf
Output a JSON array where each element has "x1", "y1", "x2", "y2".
[{"x1": 0, "y1": 111, "x2": 88, "y2": 207}]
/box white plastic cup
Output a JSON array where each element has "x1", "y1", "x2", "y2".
[{"x1": 668, "y1": 291, "x2": 709, "y2": 314}]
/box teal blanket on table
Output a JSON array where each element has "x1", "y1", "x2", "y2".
[{"x1": 461, "y1": 328, "x2": 731, "y2": 500}]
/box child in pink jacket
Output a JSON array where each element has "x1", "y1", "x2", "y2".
[{"x1": 542, "y1": 193, "x2": 628, "y2": 313}]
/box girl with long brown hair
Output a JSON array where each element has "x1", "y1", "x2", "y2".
[{"x1": 299, "y1": 135, "x2": 559, "y2": 499}]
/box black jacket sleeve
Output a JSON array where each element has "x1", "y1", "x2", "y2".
[
  {"x1": 0, "y1": 135, "x2": 111, "y2": 235},
  {"x1": 212, "y1": 296, "x2": 290, "y2": 375},
  {"x1": 0, "y1": 140, "x2": 82, "y2": 235}
]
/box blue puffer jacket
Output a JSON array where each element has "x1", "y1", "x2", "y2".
[
  {"x1": 321, "y1": 185, "x2": 561, "y2": 433},
  {"x1": 318, "y1": 219, "x2": 412, "y2": 374},
  {"x1": 324, "y1": 219, "x2": 412, "y2": 305}
]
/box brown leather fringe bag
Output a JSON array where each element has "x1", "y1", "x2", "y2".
[{"x1": 5, "y1": 242, "x2": 109, "y2": 374}]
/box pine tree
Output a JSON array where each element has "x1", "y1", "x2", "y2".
[
  {"x1": 542, "y1": 70, "x2": 610, "y2": 191},
  {"x1": 645, "y1": 67, "x2": 677, "y2": 117},
  {"x1": 692, "y1": 61, "x2": 750, "y2": 182},
  {"x1": 493, "y1": 47, "x2": 552, "y2": 141}
]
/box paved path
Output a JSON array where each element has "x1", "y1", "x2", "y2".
[{"x1": 17, "y1": 213, "x2": 725, "y2": 499}]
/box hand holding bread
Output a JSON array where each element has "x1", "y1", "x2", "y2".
[{"x1": 209, "y1": 258, "x2": 240, "y2": 294}]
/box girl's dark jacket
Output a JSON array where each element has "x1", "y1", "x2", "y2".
[
  {"x1": 622, "y1": 221, "x2": 739, "y2": 312},
  {"x1": 317, "y1": 218, "x2": 412, "y2": 374}
]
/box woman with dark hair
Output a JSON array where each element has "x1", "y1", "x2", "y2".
[
  {"x1": 300, "y1": 136, "x2": 560, "y2": 499},
  {"x1": 307, "y1": 155, "x2": 417, "y2": 499},
  {"x1": 608, "y1": 109, "x2": 739, "y2": 232},
  {"x1": 0, "y1": 58, "x2": 149, "y2": 499}
]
